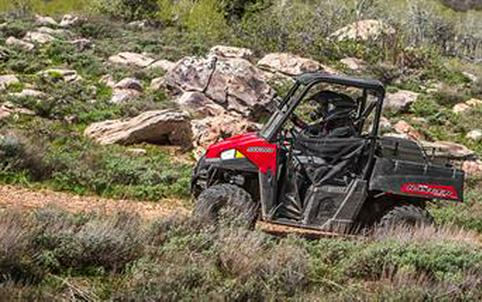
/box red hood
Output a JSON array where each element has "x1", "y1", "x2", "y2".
[{"x1": 205, "y1": 132, "x2": 278, "y2": 175}]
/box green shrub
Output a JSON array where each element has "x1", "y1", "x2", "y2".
[
  {"x1": 0, "y1": 131, "x2": 49, "y2": 181},
  {"x1": 91, "y1": 0, "x2": 159, "y2": 21}
]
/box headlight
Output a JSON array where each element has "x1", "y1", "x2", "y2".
[{"x1": 220, "y1": 149, "x2": 245, "y2": 160}]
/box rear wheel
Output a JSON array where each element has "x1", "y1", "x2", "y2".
[
  {"x1": 194, "y1": 184, "x2": 258, "y2": 229},
  {"x1": 379, "y1": 204, "x2": 434, "y2": 229}
]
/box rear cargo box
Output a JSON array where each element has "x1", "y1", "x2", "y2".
[{"x1": 369, "y1": 157, "x2": 464, "y2": 201}]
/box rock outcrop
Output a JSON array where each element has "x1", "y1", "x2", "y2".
[
  {"x1": 175, "y1": 91, "x2": 226, "y2": 118},
  {"x1": 84, "y1": 110, "x2": 192, "y2": 148},
  {"x1": 163, "y1": 56, "x2": 275, "y2": 118}
]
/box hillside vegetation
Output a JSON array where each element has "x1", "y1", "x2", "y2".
[{"x1": 0, "y1": 0, "x2": 481, "y2": 300}]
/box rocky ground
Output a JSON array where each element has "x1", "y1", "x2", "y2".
[{"x1": 0, "y1": 10, "x2": 482, "y2": 300}]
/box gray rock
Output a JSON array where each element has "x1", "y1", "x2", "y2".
[
  {"x1": 147, "y1": 59, "x2": 177, "y2": 72},
  {"x1": 164, "y1": 56, "x2": 275, "y2": 118},
  {"x1": 383, "y1": 90, "x2": 419, "y2": 113},
  {"x1": 6, "y1": 37, "x2": 35, "y2": 51},
  {"x1": 99, "y1": 75, "x2": 116, "y2": 88},
  {"x1": 393, "y1": 120, "x2": 424, "y2": 140},
  {"x1": 36, "y1": 26, "x2": 72, "y2": 38},
  {"x1": 340, "y1": 57, "x2": 366, "y2": 71},
  {"x1": 110, "y1": 89, "x2": 141, "y2": 104},
  {"x1": 466, "y1": 129, "x2": 482, "y2": 142},
  {"x1": 127, "y1": 20, "x2": 148, "y2": 30},
  {"x1": 453, "y1": 98, "x2": 482, "y2": 114},
  {"x1": 191, "y1": 113, "x2": 260, "y2": 156},
  {"x1": 9, "y1": 89, "x2": 46, "y2": 99},
  {"x1": 150, "y1": 77, "x2": 164, "y2": 91},
  {"x1": 257, "y1": 52, "x2": 336, "y2": 76},
  {"x1": 109, "y1": 52, "x2": 155, "y2": 68},
  {"x1": 462, "y1": 160, "x2": 482, "y2": 177},
  {"x1": 114, "y1": 77, "x2": 143, "y2": 92},
  {"x1": 0, "y1": 75, "x2": 20, "y2": 92},
  {"x1": 24, "y1": 31, "x2": 56, "y2": 44},
  {"x1": 70, "y1": 38, "x2": 92, "y2": 50},
  {"x1": 0, "y1": 102, "x2": 35, "y2": 120},
  {"x1": 60, "y1": 14, "x2": 82, "y2": 27},
  {"x1": 175, "y1": 91, "x2": 226, "y2": 118},
  {"x1": 420, "y1": 141, "x2": 475, "y2": 159},
  {"x1": 84, "y1": 109, "x2": 192, "y2": 148},
  {"x1": 35, "y1": 15, "x2": 58, "y2": 26},
  {"x1": 38, "y1": 69, "x2": 81, "y2": 83}
]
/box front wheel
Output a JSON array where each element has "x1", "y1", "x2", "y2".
[
  {"x1": 379, "y1": 204, "x2": 434, "y2": 230},
  {"x1": 194, "y1": 184, "x2": 258, "y2": 229}
]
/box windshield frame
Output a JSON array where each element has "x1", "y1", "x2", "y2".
[{"x1": 259, "y1": 79, "x2": 385, "y2": 142}]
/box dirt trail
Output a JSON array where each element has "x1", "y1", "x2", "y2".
[
  {"x1": 0, "y1": 185, "x2": 190, "y2": 219},
  {"x1": 2, "y1": 185, "x2": 478, "y2": 243},
  {"x1": 0, "y1": 185, "x2": 343, "y2": 238}
]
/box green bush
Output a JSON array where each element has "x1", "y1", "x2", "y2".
[{"x1": 91, "y1": 0, "x2": 159, "y2": 21}]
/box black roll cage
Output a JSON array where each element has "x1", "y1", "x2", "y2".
[{"x1": 259, "y1": 72, "x2": 385, "y2": 180}]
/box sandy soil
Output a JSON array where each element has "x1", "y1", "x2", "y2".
[{"x1": 0, "y1": 185, "x2": 190, "y2": 219}]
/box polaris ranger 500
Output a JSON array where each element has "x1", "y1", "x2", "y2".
[{"x1": 191, "y1": 73, "x2": 464, "y2": 233}]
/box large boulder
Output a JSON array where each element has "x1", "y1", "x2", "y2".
[
  {"x1": 209, "y1": 45, "x2": 254, "y2": 61},
  {"x1": 0, "y1": 75, "x2": 20, "y2": 92},
  {"x1": 109, "y1": 52, "x2": 155, "y2": 68},
  {"x1": 175, "y1": 91, "x2": 226, "y2": 118},
  {"x1": 330, "y1": 19, "x2": 395, "y2": 42},
  {"x1": 84, "y1": 110, "x2": 192, "y2": 148},
  {"x1": 383, "y1": 90, "x2": 419, "y2": 113},
  {"x1": 6, "y1": 37, "x2": 35, "y2": 51},
  {"x1": 163, "y1": 56, "x2": 275, "y2": 118},
  {"x1": 192, "y1": 114, "x2": 261, "y2": 156},
  {"x1": 257, "y1": 52, "x2": 335, "y2": 76}
]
